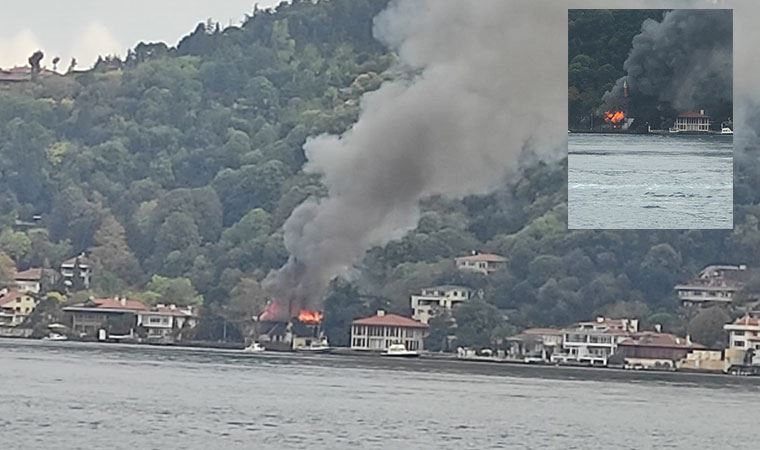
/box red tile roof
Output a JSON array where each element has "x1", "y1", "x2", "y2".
[
  {"x1": 732, "y1": 315, "x2": 760, "y2": 327},
  {"x1": 14, "y1": 268, "x2": 43, "y2": 281},
  {"x1": 77, "y1": 297, "x2": 148, "y2": 311},
  {"x1": 618, "y1": 332, "x2": 701, "y2": 349},
  {"x1": 352, "y1": 313, "x2": 428, "y2": 329},
  {"x1": 0, "y1": 290, "x2": 26, "y2": 306}
]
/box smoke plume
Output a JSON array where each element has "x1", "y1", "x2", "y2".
[
  {"x1": 265, "y1": 0, "x2": 760, "y2": 312},
  {"x1": 603, "y1": 9, "x2": 732, "y2": 114},
  {"x1": 264, "y1": 0, "x2": 568, "y2": 310}
]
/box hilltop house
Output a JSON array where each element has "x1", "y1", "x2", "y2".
[
  {"x1": 350, "y1": 311, "x2": 428, "y2": 352},
  {"x1": 410, "y1": 285, "x2": 473, "y2": 324},
  {"x1": 455, "y1": 252, "x2": 506, "y2": 275},
  {"x1": 0, "y1": 289, "x2": 37, "y2": 327},
  {"x1": 551, "y1": 317, "x2": 639, "y2": 366},
  {"x1": 60, "y1": 254, "x2": 92, "y2": 290},
  {"x1": 673, "y1": 110, "x2": 711, "y2": 132},
  {"x1": 13, "y1": 268, "x2": 46, "y2": 294},
  {"x1": 674, "y1": 264, "x2": 752, "y2": 307}
]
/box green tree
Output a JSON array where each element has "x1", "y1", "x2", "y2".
[
  {"x1": 453, "y1": 299, "x2": 505, "y2": 349},
  {"x1": 687, "y1": 306, "x2": 731, "y2": 348}
]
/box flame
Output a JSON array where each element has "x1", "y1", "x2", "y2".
[
  {"x1": 604, "y1": 110, "x2": 626, "y2": 125},
  {"x1": 297, "y1": 309, "x2": 323, "y2": 325},
  {"x1": 259, "y1": 302, "x2": 323, "y2": 324}
]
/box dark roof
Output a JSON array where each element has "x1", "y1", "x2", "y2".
[
  {"x1": 678, "y1": 111, "x2": 710, "y2": 118},
  {"x1": 353, "y1": 313, "x2": 428, "y2": 328},
  {"x1": 618, "y1": 332, "x2": 702, "y2": 349},
  {"x1": 14, "y1": 268, "x2": 43, "y2": 281},
  {"x1": 455, "y1": 253, "x2": 506, "y2": 263}
]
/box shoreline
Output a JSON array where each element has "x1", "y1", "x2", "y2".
[{"x1": 3, "y1": 337, "x2": 757, "y2": 386}]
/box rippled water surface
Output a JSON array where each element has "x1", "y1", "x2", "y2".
[
  {"x1": 568, "y1": 134, "x2": 733, "y2": 229},
  {"x1": 2, "y1": 339, "x2": 760, "y2": 449}
]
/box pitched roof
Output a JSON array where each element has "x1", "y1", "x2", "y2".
[
  {"x1": 64, "y1": 297, "x2": 148, "y2": 313},
  {"x1": 455, "y1": 253, "x2": 506, "y2": 263},
  {"x1": 521, "y1": 328, "x2": 563, "y2": 336},
  {"x1": 0, "y1": 290, "x2": 21, "y2": 306},
  {"x1": 731, "y1": 315, "x2": 760, "y2": 327},
  {"x1": 352, "y1": 313, "x2": 428, "y2": 329},
  {"x1": 678, "y1": 111, "x2": 710, "y2": 118},
  {"x1": 14, "y1": 268, "x2": 43, "y2": 281},
  {"x1": 618, "y1": 332, "x2": 702, "y2": 349}
]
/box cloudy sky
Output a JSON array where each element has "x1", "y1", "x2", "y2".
[{"x1": 0, "y1": 0, "x2": 284, "y2": 70}]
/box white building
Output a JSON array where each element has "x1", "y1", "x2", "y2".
[
  {"x1": 60, "y1": 254, "x2": 92, "y2": 290},
  {"x1": 454, "y1": 252, "x2": 506, "y2": 275},
  {"x1": 137, "y1": 305, "x2": 198, "y2": 342},
  {"x1": 724, "y1": 315, "x2": 760, "y2": 352},
  {"x1": 674, "y1": 264, "x2": 750, "y2": 307},
  {"x1": 350, "y1": 311, "x2": 428, "y2": 352},
  {"x1": 13, "y1": 268, "x2": 44, "y2": 294},
  {"x1": 410, "y1": 285, "x2": 473, "y2": 324},
  {"x1": 551, "y1": 317, "x2": 639, "y2": 366},
  {"x1": 673, "y1": 110, "x2": 710, "y2": 132}
]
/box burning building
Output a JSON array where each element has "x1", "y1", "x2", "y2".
[
  {"x1": 602, "y1": 80, "x2": 634, "y2": 130},
  {"x1": 256, "y1": 302, "x2": 328, "y2": 352}
]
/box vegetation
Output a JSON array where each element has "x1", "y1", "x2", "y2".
[{"x1": 0, "y1": 1, "x2": 757, "y2": 347}]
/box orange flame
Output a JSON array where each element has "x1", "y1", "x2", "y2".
[
  {"x1": 604, "y1": 110, "x2": 626, "y2": 125},
  {"x1": 297, "y1": 309, "x2": 323, "y2": 325}
]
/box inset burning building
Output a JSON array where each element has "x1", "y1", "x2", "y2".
[{"x1": 256, "y1": 302, "x2": 327, "y2": 351}]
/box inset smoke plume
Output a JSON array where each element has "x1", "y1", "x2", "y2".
[{"x1": 603, "y1": 9, "x2": 732, "y2": 115}]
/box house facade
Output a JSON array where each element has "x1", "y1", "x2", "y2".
[
  {"x1": 13, "y1": 268, "x2": 45, "y2": 294},
  {"x1": 410, "y1": 285, "x2": 473, "y2": 324},
  {"x1": 350, "y1": 311, "x2": 428, "y2": 352},
  {"x1": 674, "y1": 110, "x2": 710, "y2": 132},
  {"x1": 64, "y1": 297, "x2": 148, "y2": 338},
  {"x1": 137, "y1": 305, "x2": 198, "y2": 342},
  {"x1": 551, "y1": 317, "x2": 638, "y2": 366},
  {"x1": 507, "y1": 328, "x2": 563, "y2": 361},
  {"x1": 0, "y1": 290, "x2": 37, "y2": 327},
  {"x1": 454, "y1": 252, "x2": 506, "y2": 275},
  {"x1": 674, "y1": 264, "x2": 750, "y2": 307},
  {"x1": 60, "y1": 254, "x2": 92, "y2": 290},
  {"x1": 616, "y1": 332, "x2": 699, "y2": 370}
]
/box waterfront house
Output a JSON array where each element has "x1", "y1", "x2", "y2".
[
  {"x1": 410, "y1": 285, "x2": 473, "y2": 324},
  {"x1": 136, "y1": 304, "x2": 198, "y2": 342},
  {"x1": 616, "y1": 332, "x2": 700, "y2": 370},
  {"x1": 507, "y1": 328, "x2": 563, "y2": 361},
  {"x1": 674, "y1": 264, "x2": 752, "y2": 307},
  {"x1": 350, "y1": 310, "x2": 428, "y2": 352},
  {"x1": 0, "y1": 289, "x2": 37, "y2": 327},
  {"x1": 673, "y1": 110, "x2": 711, "y2": 132},
  {"x1": 454, "y1": 252, "x2": 506, "y2": 275},
  {"x1": 551, "y1": 317, "x2": 638, "y2": 366},
  {"x1": 724, "y1": 314, "x2": 760, "y2": 351},
  {"x1": 64, "y1": 297, "x2": 148, "y2": 338}
]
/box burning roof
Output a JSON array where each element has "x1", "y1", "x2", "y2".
[{"x1": 259, "y1": 301, "x2": 323, "y2": 325}]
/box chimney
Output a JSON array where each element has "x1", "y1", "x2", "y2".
[
  {"x1": 377, "y1": 310, "x2": 386, "y2": 317},
  {"x1": 654, "y1": 324, "x2": 662, "y2": 333},
  {"x1": 120, "y1": 297, "x2": 126, "y2": 306},
  {"x1": 596, "y1": 316, "x2": 604, "y2": 323},
  {"x1": 686, "y1": 334, "x2": 692, "y2": 346},
  {"x1": 700, "y1": 109, "x2": 705, "y2": 115}
]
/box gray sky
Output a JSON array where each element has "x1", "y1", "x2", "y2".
[{"x1": 0, "y1": 0, "x2": 284, "y2": 70}]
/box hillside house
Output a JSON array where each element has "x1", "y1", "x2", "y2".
[
  {"x1": 455, "y1": 252, "x2": 506, "y2": 275},
  {"x1": 0, "y1": 290, "x2": 37, "y2": 327},
  {"x1": 674, "y1": 264, "x2": 752, "y2": 307},
  {"x1": 410, "y1": 285, "x2": 473, "y2": 324},
  {"x1": 13, "y1": 268, "x2": 45, "y2": 294},
  {"x1": 60, "y1": 254, "x2": 92, "y2": 290}
]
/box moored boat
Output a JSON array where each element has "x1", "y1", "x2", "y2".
[
  {"x1": 383, "y1": 343, "x2": 420, "y2": 358},
  {"x1": 243, "y1": 342, "x2": 266, "y2": 353}
]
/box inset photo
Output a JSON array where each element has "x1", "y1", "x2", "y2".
[{"x1": 568, "y1": 9, "x2": 733, "y2": 229}]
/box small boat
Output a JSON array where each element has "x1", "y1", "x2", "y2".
[
  {"x1": 42, "y1": 332, "x2": 68, "y2": 341},
  {"x1": 721, "y1": 127, "x2": 734, "y2": 135},
  {"x1": 243, "y1": 342, "x2": 266, "y2": 353},
  {"x1": 295, "y1": 338, "x2": 332, "y2": 354},
  {"x1": 383, "y1": 343, "x2": 419, "y2": 358}
]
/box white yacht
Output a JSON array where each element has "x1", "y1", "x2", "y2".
[
  {"x1": 383, "y1": 343, "x2": 420, "y2": 358},
  {"x1": 721, "y1": 127, "x2": 734, "y2": 135},
  {"x1": 243, "y1": 342, "x2": 266, "y2": 353}
]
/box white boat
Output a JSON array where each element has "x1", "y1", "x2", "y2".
[
  {"x1": 383, "y1": 343, "x2": 419, "y2": 358},
  {"x1": 42, "y1": 332, "x2": 68, "y2": 341},
  {"x1": 243, "y1": 342, "x2": 266, "y2": 353},
  {"x1": 721, "y1": 127, "x2": 733, "y2": 135},
  {"x1": 295, "y1": 338, "x2": 332, "y2": 354}
]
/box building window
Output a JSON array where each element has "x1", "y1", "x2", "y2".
[
  {"x1": 735, "y1": 341, "x2": 745, "y2": 347},
  {"x1": 735, "y1": 331, "x2": 745, "y2": 336}
]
